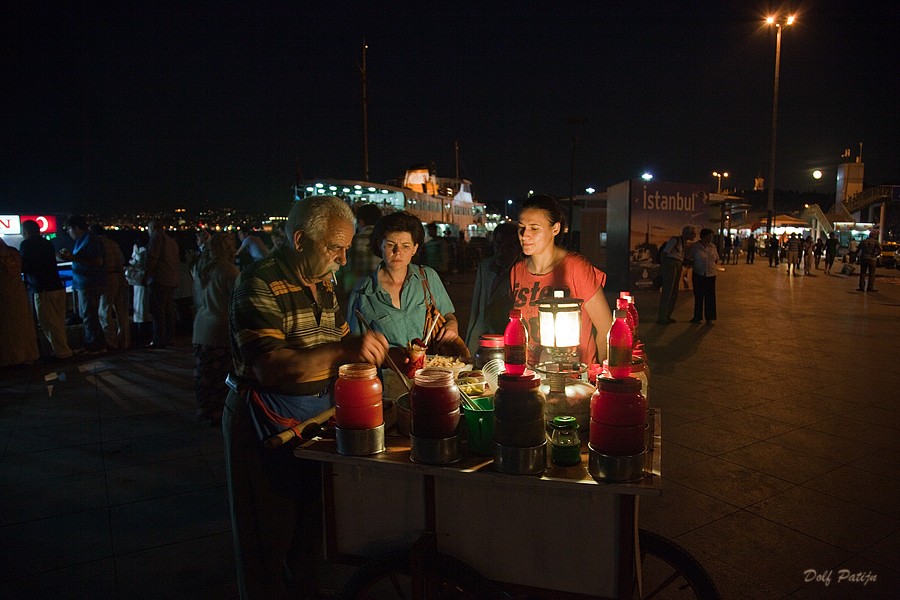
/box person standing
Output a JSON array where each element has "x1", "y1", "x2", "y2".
[
  {"x1": 656, "y1": 225, "x2": 697, "y2": 325},
  {"x1": 339, "y1": 203, "x2": 382, "y2": 297},
  {"x1": 191, "y1": 233, "x2": 239, "y2": 426},
  {"x1": 144, "y1": 219, "x2": 179, "y2": 348},
  {"x1": 814, "y1": 237, "x2": 825, "y2": 270},
  {"x1": 224, "y1": 195, "x2": 388, "y2": 598},
  {"x1": 785, "y1": 233, "x2": 801, "y2": 276},
  {"x1": 19, "y1": 220, "x2": 73, "y2": 360},
  {"x1": 802, "y1": 236, "x2": 814, "y2": 276},
  {"x1": 824, "y1": 232, "x2": 839, "y2": 274},
  {"x1": 347, "y1": 211, "x2": 462, "y2": 358},
  {"x1": 767, "y1": 234, "x2": 780, "y2": 267},
  {"x1": 0, "y1": 238, "x2": 40, "y2": 367},
  {"x1": 59, "y1": 215, "x2": 107, "y2": 354},
  {"x1": 511, "y1": 195, "x2": 613, "y2": 364},
  {"x1": 91, "y1": 225, "x2": 131, "y2": 351},
  {"x1": 848, "y1": 237, "x2": 859, "y2": 264},
  {"x1": 856, "y1": 230, "x2": 881, "y2": 292},
  {"x1": 128, "y1": 239, "x2": 152, "y2": 344},
  {"x1": 746, "y1": 234, "x2": 757, "y2": 264},
  {"x1": 235, "y1": 227, "x2": 269, "y2": 269},
  {"x1": 465, "y1": 222, "x2": 520, "y2": 355},
  {"x1": 423, "y1": 222, "x2": 449, "y2": 275},
  {"x1": 687, "y1": 228, "x2": 719, "y2": 325}
]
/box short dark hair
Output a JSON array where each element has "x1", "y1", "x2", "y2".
[
  {"x1": 699, "y1": 228, "x2": 714, "y2": 238},
  {"x1": 355, "y1": 203, "x2": 382, "y2": 227},
  {"x1": 63, "y1": 215, "x2": 89, "y2": 231},
  {"x1": 370, "y1": 211, "x2": 425, "y2": 257},
  {"x1": 21, "y1": 220, "x2": 41, "y2": 236}
]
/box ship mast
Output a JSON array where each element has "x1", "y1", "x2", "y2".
[{"x1": 360, "y1": 39, "x2": 370, "y2": 181}]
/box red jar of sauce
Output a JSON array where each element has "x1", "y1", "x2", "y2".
[
  {"x1": 589, "y1": 376, "x2": 646, "y2": 455},
  {"x1": 410, "y1": 368, "x2": 460, "y2": 438},
  {"x1": 334, "y1": 363, "x2": 383, "y2": 429}
]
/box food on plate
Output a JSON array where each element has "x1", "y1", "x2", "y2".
[{"x1": 456, "y1": 370, "x2": 486, "y2": 396}]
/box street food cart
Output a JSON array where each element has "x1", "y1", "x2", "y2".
[{"x1": 295, "y1": 408, "x2": 717, "y2": 599}]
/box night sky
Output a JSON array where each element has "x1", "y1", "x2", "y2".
[{"x1": 2, "y1": 1, "x2": 897, "y2": 216}]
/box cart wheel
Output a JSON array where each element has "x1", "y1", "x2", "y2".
[
  {"x1": 637, "y1": 529, "x2": 721, "y2": 600},
  {"x1": 339, "y1": 548, "x2": 497, "y2": 599}
]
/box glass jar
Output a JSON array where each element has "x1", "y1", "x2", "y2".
[
  {"x1": 493, "y1": 371, "x2": 546, "y2": 447},
  {"x1": 474, "y1": 334, "x2": 505, "y2": 370},
  {"x1": 550, "y1": 415, "x2": 581, "y2": 466},
  {"x1": 589, "y1": 376, "x2": 646, "y2": 455},
  {"x1": 410, "y1": 368, "x2": 460, "y2": 438},
  {"x1": 334, "y1": 363, "x2": 383, "y2": 429}
]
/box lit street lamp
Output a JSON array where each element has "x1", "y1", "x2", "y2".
[
  {"x1": 712, "y1": 171, "x2": 729, "y2": 194},
  {"x1": 765, "y1": 13, "x2": 795, "y2": 233},
  {"x1": 506, "y1": 199, "x2": 513, "y2": 218}
]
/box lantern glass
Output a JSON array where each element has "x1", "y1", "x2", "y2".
[{"x1": 537, "y1": 295, "x2": 583, "y2": 349}]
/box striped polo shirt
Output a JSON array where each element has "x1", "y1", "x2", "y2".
[{"x1": 230, "y1": 247, "x2": 348, "y2": 395}]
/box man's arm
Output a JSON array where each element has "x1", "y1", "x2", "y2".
[{"x1": 250, "y1": 331, "x2": 388, "y2": 388}]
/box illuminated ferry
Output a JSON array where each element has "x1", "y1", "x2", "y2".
[{"x1": 294, "y1": 165, "x2": 488, "y2": 239}]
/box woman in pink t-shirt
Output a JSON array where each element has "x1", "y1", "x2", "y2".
[{"x1": 509, "y1": 195, "x2": 613, "y2": 365}]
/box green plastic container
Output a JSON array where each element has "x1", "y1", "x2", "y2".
[{"x1": 461, "y1": 394, "x2": 494, "y2": 456}]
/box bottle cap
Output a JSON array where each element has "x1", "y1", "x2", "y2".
[
  {"x1": 616, "y1": 297, "x2": 629, "y2": 310},
  {"x1": 478, "y1": 334, "x2": 505, "y2": 348},
  {"x1": 509, "y1": 308, "x2": 522, "y2": 319},
  {"x1": 551, "y1": 415, "x2": 578, "y2": 429}
]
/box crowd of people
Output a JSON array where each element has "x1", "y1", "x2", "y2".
[{"x1": 1, "y1": 198, "x2": 891, "y2": 599}]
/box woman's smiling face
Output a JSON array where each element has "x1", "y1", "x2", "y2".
[{"x1": 517, "y1": 207, "x2": 560, "y2": 256}]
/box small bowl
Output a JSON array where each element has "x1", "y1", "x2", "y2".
[{"x1": 410, "y1": 434, "x2": 460, "y2": 465}]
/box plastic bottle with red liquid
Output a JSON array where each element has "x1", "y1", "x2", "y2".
[
  {"x1": 606, "y1": 308, "x2": 633, "y2": 379},
  {"x1": 619, "y1": 292, "x2": 640, "y2": 344},
  {"x1": 616, "y1": 297, "x2": 635, "y2": 340},
  {"x1": 503, "y1": 309, "x2": 528, "y2": 376}
]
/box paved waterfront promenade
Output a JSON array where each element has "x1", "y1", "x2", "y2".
[{"x1": 1, "y1": 259, "x2": 898, "y2": 599}]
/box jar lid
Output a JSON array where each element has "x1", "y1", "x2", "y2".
[
  {"x1": 551, "y1": 415, "x2": 578, "y2": 429},
  {"x1": 497, "y1": 370, "x2": 540, "y2": 390},
  {"x1": 598, "y1": 375, "x2": 642, "y2": 393},
  {"x1": 478, "y1": 334, "x2": 505, "y2": 348}
]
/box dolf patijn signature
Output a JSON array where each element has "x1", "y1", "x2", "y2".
[{"x1": 805, "y1": 569, "x2": 878, "y2": 587}]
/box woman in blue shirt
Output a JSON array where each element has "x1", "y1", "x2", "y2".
[{"x1": 347, "y1": 211, "x2": 460, "y2": 360}]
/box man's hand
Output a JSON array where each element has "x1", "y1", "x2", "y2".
[{"x1": 347, "y1": 331, "x2": 389, "y2": 366}]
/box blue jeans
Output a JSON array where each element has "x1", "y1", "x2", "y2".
[{"x1": 77, "y1": 285, "x2": 106, "y2": 350}]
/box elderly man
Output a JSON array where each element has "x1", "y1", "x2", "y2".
[
  {"x1": 656, "y1": 225, "x2": 697, "y2": 324},
  {"x1": 223, "y1": 196, "x2": 388, "y2": 600}
]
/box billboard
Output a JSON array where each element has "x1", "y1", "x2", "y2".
[
  {"x1": 20, "y1": 215, "x2": 58, "y2": 234},
  {"x1": 625, "y1": 180, "x2": 711, "y2": 292}
]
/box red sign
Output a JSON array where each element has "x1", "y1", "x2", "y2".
[{"x1": 20, "y1": 215, "x2": 58, "y2": 234}]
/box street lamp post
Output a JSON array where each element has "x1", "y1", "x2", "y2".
[
  {"x1": 712, "y1": 171, "x2": 729, "y2": 194},
  {"x1": 506, "y1": 199, "x2": 513, "y2": 219},
  {"x1": 766, "y1": 13, "x2": 794, "y2": 233}
]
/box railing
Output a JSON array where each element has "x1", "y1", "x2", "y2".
[
  {"x1": 800, "y1": 204, "x2": 834, "y2": 233},
  {"x1": 843, "y1": 185, "x2": 895, "y2": 214}
]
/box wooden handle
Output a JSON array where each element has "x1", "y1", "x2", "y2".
[{"x1": 264, "y1": 407, "x2": 336, "y2": 450}]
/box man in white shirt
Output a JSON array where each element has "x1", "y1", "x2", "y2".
[{"x1": 688, "y1": 228, "x2": 719, "y2": 325}]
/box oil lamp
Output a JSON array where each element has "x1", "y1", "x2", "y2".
[{"x1": 537, "y1": 291, "x2": 582, "y2": 367}]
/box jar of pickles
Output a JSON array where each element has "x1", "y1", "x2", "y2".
[
  {"x1": 410, "y1": 368, "x2": 460, "y2": 439},
  {"x1": 549, "y1": 415, "x2": 581, "y2": 466},
  {"x1": 334, "y1": 363, "x2": 383, "y2": 430}
]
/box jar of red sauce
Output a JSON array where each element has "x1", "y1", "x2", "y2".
[
  {"x1": 334, "y1": 363, "x2": 383, "y2": 429},
  {"x1": 410, "y1": 368, "x2": 460, "y2": 438},
  {"x1": 589, "y1": 376, "x2": 646, "y2": 455},
  {"x1": 493, "y1": 370, "x2": 546, "y2": 447}
]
